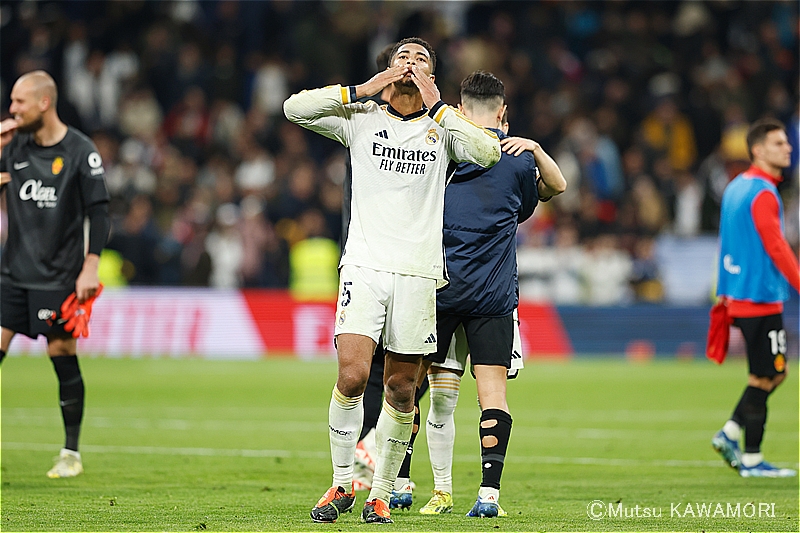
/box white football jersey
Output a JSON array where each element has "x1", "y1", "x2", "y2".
[{"x1": 284, "y1": 85, "x2": 500, "y2": 287}]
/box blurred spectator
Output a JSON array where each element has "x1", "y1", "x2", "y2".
[
  {"x1": 238, "y1": 195, "x2": 273, "y2": 287},
  {"x1": 641, "y1": 96, "x2": 698, "y2": 172},
  {"x1": 162, "y1": 86, "x2": 212, "y2": 158},
  {"x1": 289, "y1": 208, "x2": 340, "y2": 301},
  {"x1": 106, "y1": 138, "x2": 158, "y2": 204},
  {"x1": 140, "y1": 23, "x2": 178, "y2": 111},
  {"x1": 697, "y1": 146, "x2": 731, "y2": 233},
  {"x1": 209, "y1": 99, "x2": 246, "y2": 148},
  {"x1": 581, "y1": 234, "x2": 633, "y2": 305},
  {"x1": 563, "y1": 116, "x2": 625, "y2": 202},
  {"x1": 209, "y1": 43, "x2": 243, "y2": 103},
  {"x1": 66, "y1": 49, "x2": 119, "y2": 131},
  {"x1": 249, "y1": 53, "x2": 289, "y2": 117},
  {"x1": 631, "y1": 176, "x2": 669, "y2": 234},
  {"x1": 629, "y1": 235, "x2": 664, "y2": 303},
  {"x1": 233, "y1": 133, "x2": 275, "y2": 196},
  {"x1": 318, "y1": 178, "x2": 344, "y2": 245},
  {"x1": 205, "y1": 203, "x2": 244, "y2": 289},
  {"x1": 672, "y1": 171, "x2": 702, "y2": 237},
  {"x1": 106, "y1": 195, "x2": 161, "y2": 285},
  {"x1": 173, "y1": 42, "x2": 210, "y2": 104},
  {"x1": 269, "y1": 161, "x2": 319, "y2": 224},
  {"x1": 173, "y1": 189, "x2": 213, "y2": 286},
  {"x1": 518, "y1": 221, "x2": 585, "y2": 304},
  {"x1": 118, "y1": 85, "x2": 163, "y2": 139}
]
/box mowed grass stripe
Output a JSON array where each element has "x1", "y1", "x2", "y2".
[
  {"x1": 2, "y1": 356, "x2": 797, "y2": 532},
  {"x1": 6, "y1": 413, "x2": 799, "y2": 440},
  {"x1": 5, "y1": 440, "x2": 765, "y2": 468}
]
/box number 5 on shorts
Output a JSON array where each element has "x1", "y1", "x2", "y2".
[{"x1": 340, "y1": 281, "x2": 352, "y2": 307}]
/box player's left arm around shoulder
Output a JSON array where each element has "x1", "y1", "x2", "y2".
[
  {"x1": 433, "y1": 104, "x2": 501, "y2": 168},
  {"x1": 501, "y1": 136, "x2": 566, "y2": 200}
]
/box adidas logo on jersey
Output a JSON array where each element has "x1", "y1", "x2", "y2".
[
  {"x1": 374, "y1": 130, "x2": 389, "y2": 139},
  {"x1": 424, "y1": 333, "x2": 436, "y2": 344}
]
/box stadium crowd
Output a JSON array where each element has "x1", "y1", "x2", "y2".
[{"x1": 1, "y1": 0, "x2": 797, "y2": 304}]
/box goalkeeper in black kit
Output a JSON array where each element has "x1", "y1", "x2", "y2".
[{"x1": 0, "y1": 70, "x2": 110, "y2": 478}]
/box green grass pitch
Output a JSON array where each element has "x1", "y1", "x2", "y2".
[{"x1": 1, "y1": 355, "x2": 798, "y2": 531}]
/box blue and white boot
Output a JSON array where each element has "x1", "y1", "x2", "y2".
[{"x1": 712, "y1": 428, "x2": 742, "y2": 469}]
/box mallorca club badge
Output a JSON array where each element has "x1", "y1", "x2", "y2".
[
  {"x1": 774, "y1": 354, "x2": 786, "y2": 372},
  {"x1": 52, "y1": 156, "x2": 64, "y2": 175}
]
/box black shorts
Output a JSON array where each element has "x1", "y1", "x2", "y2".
[
  {"x1": 733, "y1": 314, "x2": 787, "y2": 377},
  {"x1": 0, "y1": 283, "x2": 73, "y2": 339},
  {"x1": 425, "y1": 313, "x2": 513, "y2": 368}
]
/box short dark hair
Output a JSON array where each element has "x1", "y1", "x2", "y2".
[
  {"x1": 746, "y1": 118, "x2": 786, "y2": 161},
  {"x1": 460, "y1": 70, "x2": 505, "y2": 109},
  {"x1": 389, "y1": 37, "x2": 437, "y2": 74},
  {"x1": 376, "y1": 43, "x2": 395, "y2": 71}
]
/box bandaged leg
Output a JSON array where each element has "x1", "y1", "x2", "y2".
[{"x1": 478, "y1": 408, "x2": 512, "y2": 502}]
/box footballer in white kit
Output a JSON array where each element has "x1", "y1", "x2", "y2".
[
  {"x1": 284, "y1": 38, "x2": 500, "y2": 524},
  {"x1": 285, "y1": 81, "x2": 499, "y2": 353}
]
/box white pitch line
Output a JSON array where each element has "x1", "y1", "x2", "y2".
[
  {"x1": 5, "y1": 442, "x2": 796, "y2": 469},
  {"x1": 1, "y1": 441, "x2": 328, "y2": 459}
]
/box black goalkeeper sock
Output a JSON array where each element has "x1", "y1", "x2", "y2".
[
  {"x1": 50, "y1": 355, "x2": 85, "y2": 452},
  {"x1": 0, "y1": 349, "x2": 6, "y2": 364},
  {"x1": 738, "y1": 386, "x2": 769, "y2": 453},
  {"x1": 397, "y1": 389, "x2": 420, "y2": 479},
  {"x1": 479, "y1": 409, "x2": 513, "y2": 490}
]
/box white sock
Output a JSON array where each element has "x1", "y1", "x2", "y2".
[
  {"x1": 722, "y1": 420, "x2": 741, "y2": 441},
  {"x1": 478, "y1": 486, "x2": 499, "y2": 503},
  {"x1": 426, "y1": 372, "x2": 460, "y2": 494},
  {"x1": 362, "y1": 427, "x2": 377, "y2": 458},
  {"x1": 394, "y1": 476, "x2": 410, "y2": 491},
  {"x1": 369, "y1": 400, "x2": 414, "y2": 503},
  {"x1": 329, "y1": 386, "x2": 363, "y2": 491},
  {"x1": 741, "y1": 452, "x2": 764, "y2": 468},
  {"x1": 60, "y1": 448, "x2": 81, "y2": 459}
]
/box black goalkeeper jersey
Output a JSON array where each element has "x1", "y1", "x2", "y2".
[{"x1": 0, "y1": 127, "x2": 109, "y2": 290}]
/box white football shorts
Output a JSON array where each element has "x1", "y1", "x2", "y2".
[{"x1": 334, "y1": 264, "x2": 437, "y2": 354}]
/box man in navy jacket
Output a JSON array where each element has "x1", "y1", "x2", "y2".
[{"x1": 412, "y1": 71, "x2": 566, "y2": 517}]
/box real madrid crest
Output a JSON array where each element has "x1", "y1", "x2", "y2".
[
  {"x1": 51, "y1": 156, "x2": 64, "y2": 175},
  {"x1": 425, "y1": 128, "x2": 439, "y2": 145}
]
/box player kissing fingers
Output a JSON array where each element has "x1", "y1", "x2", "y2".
[
  {"x1": 410, "y1": 64, "x2": 440, "y2": 108},
  {"x1": 358, "y1": 65, "x2": 408, "y2": 98}
]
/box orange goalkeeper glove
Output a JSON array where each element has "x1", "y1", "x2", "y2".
[{"x1": 60, "y1": 283, "x2": 104, "y2": 339}]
